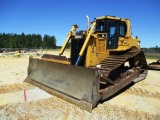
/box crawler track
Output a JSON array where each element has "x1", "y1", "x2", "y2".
[
  {"x1": 96, "y1": 49, "x2": 148, "y2": 101},
  {"x1": 99, "y1": 49, "x2": 148, "y2": 82}
]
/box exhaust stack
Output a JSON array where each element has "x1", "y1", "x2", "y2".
[{"x1": 86, "y1": 15, "x2": 90, "y2": 30}]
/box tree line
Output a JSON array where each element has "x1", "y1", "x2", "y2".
[
  {"x1": 0, "y1": 33, "x2": 56, "y2": 49},
  {"x1": 142, "y1": 46, "x2": 160, "y2": 53}
]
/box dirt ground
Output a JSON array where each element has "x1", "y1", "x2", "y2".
[{"x1": 0, "y1": 50, "x2": 160, "y2": 120}]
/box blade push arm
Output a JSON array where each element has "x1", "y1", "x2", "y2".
[
  {"x1": 75, "y1": 22, "x2": 96, "y2": 66},
  {"x1": 59, "y1": 25, "x2": 78, "y2": 55}
]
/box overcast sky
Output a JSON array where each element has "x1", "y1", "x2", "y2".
[{"x1": 0, "y1": 0, "x2": 160, "y2": 47}]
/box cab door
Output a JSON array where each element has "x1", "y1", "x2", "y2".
[{"x1": 107, "y1": 20, "x2": 118, "y2": 49}]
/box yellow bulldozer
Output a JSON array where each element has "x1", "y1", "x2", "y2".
[{"x1": 25, "y1": 16, "x2": 148, "y2": 112}]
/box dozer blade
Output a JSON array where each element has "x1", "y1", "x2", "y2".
[{"x1": 24, "y1": 57, "x2": 99, "y2": 112}]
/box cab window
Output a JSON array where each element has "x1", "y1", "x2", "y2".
[
  {"x1": 110, "y1": 26, "x2": 116, "y2": 38},
  {"x1": 119, "y1": 22, "x2": 127, "y2": 37},
  {"x1": 96, "y1": 20, "x2": 105, "y2": 32}
]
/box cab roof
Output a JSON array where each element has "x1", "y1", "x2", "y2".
[{"x1": 96, "y1": 16, "x2": 129, "y2": 21}]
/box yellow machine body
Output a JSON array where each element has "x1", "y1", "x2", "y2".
[{"x1": 25, "y1": 16, "x2": 148, "y2": 112}]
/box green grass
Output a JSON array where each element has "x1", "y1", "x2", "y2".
[{"x1": 145, "y1": 53, "x2": 160, "y2": 59}]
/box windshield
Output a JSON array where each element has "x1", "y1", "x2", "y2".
[{"x1": 95, "y1": 20, "x2": 106, "y2": 32}]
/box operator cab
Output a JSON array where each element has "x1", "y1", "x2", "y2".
[{"x1": 95, "y1": 16, "x2": 127, "y2": 49}]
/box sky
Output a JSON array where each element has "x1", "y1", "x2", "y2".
[{"x1": 0, "y1": 0, "x2": 160, "y2": 48}]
